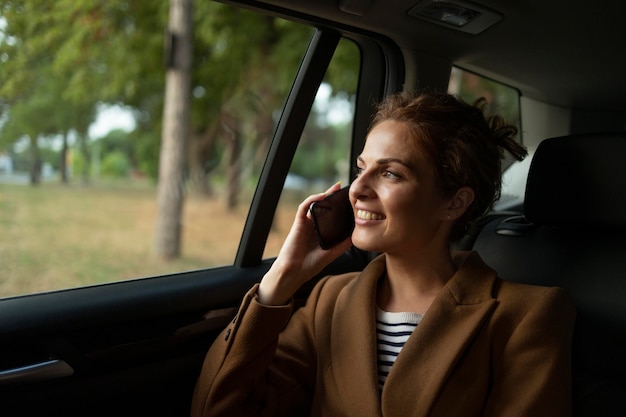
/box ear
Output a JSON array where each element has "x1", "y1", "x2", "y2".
[{"x1": 443, "y1": 186, "x2": 475, "y2": 221}]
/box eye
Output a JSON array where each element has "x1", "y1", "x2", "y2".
[
  {"x1": 354, "y1": 165, "x2": 364, "y2": 177},
  {"x1": 383, "y1": 170, "x2": 399, "y2": 179}
]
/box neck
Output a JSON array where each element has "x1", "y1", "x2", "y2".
[{"x1": 377, "y1": 248, "x2": 457, "y2": 314}]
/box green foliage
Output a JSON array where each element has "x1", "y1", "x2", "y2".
[
  {"x1": 190, "y1": 2, "x2": 313, "y2": 135},
  {"x1": 71, "y1": 149, "x2": 87, "y2": 178},
  {"x1": 101, "y1": 150, "x2": 131, "y2": 178},
  {"x1": 98, "y1": 129, "x2": 133, "y2": 152},
  {"x1": 450, "y1": 68, "x2": 521, "y2": 129},
  {"x1": 134, "y1": 130, "x2": 160, "y2": 181},
  {"x1": 38, "y1": 144, "x2": 61, "y2": 171},
  {"x1": 287, "y1": 38, "x2": 359, "y2": 182},
  {"x1": 324, "y1": 38, "x2": 359, "y2": 96},
  {"x1": 0, "y1": 0, "x2": 360, "y2": 189},
  {"x1": 0, "y1": 0, "x2": 164, "y2": 148}
]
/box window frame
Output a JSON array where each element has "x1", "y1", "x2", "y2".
[
  {"x1": 236, "y1": 27, "x2": 404, "y2": 267},
  {"x1": 0, "y1": 4, "x2": 406, "y2": 332}
]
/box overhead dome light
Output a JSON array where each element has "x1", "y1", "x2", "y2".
[{"x1": 408, "y1": 0, "x2": 502, "y2": 34}]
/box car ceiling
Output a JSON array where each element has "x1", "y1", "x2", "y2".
[{"x1": 239, "y1": 0, "x2": 626, "y2": 113}]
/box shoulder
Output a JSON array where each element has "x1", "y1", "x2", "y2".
[
  {"x1": 493, "y1": 278, "x2": 576, "y2": 324},
  {"x1": 455, "y1": 250, "x2": 575, "y2": 313},
  {"x1": 453, "y1": 251, "x2": 576, "y2": 328}
]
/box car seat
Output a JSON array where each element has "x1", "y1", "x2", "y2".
[{"x1": 469, "y1": 132, "x2": 626, "y2": 417}]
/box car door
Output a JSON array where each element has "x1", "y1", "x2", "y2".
[{"x1": 0, "y1": 2, "x2": 402, "y2": 416}]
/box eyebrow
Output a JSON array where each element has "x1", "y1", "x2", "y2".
[{"x1": 357, "y1": 155, "x2": 415, "y2": 170}]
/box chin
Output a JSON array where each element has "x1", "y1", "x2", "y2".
[{"x1": 351, "y1": 233, "x2": 383, "y2": 253}]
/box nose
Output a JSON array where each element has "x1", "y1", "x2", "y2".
[{"x1": 349, "y1": 169, "x2": 374, "y2": 201}]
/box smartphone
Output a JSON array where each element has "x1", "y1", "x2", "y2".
[{"x1": 310, "y1": 186, "x2": 355, "y2": 250}]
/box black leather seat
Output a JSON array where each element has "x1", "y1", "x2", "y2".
[{"x1": 470, "y1": 132, "x2": 626, "y2": 416}]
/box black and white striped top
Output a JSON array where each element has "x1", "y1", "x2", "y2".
[{"x1": 376, "y1": 307, "x2": 423, "y2": 390}]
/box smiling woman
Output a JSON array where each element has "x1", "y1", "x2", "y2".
[{"x1": 190, "y1": 91, "x2": 575, "y2": 417}]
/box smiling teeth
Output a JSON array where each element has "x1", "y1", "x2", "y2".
[{"x1": 357, "y1": 210, "x2": 386, "y2": 220}]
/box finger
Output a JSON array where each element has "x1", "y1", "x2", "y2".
[
  {"x1": 324, "y1": 181, "x2": 342, "y2": 194},
  {"x1": 303, "y1": 182, "x2": 344, "y2": 218},
  {"x1": 299, "y1": 190, "x2": 332, "y2": 218}
]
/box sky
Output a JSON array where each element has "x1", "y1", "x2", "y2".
[{"x1": 88, "y1": 104, "x2": 137, "y2": 138}]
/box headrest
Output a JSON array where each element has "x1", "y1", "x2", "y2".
[{"x1": 524, "y1": 132, "x2": 626, "y2": 228}]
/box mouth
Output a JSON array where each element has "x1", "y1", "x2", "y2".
[{"x1": 356, "y1": 209, "x2": 386, "y2": 220}]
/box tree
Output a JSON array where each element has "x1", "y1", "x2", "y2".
[
  {"x1": 1, "y1": 3, "x2": 78, "y2": 183},
  {"x1": 187, "y1": 6, "x2": 314, "y2": 202},
  {"x1": 0, "y1": 0, "x2": 117, "y2": 184},
  {"x1": 0, "y1": 0, "x2": 360, "y2": 260},
  {"x1": 153, "y1": 0, "x2": 192, "y2": 260}
]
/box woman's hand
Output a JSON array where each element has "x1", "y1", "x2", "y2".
[{"x1": 257, "y1": 182, "x2": 353, "y2": 305}]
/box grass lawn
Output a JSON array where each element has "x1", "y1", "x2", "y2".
[{"x1": 0, "y1": 181, "x2": 292, "y2": 298}]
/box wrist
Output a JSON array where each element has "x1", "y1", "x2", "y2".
[{"x1": 257, "y1": 270, "x2": 294, "y2": 306}]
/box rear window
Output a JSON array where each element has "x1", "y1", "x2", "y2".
[{"x1": 448, "y1": 67, "x2": 525, "y2": 210}]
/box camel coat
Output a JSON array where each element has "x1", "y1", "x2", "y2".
[{"x1": 191, "y1": 251, "x2": 576, "y2": 417}]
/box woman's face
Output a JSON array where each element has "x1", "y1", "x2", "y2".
[{"x1": 349, "y1": 120, "x2": 451, "y2": 255}]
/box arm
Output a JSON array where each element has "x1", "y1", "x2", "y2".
[
  {"x1": 191, "y1": 277, "x2": 337, "y2": 417},
  {"x1": 485, "y1": 287, "x2": 577, "y2": 417},
  {"x1": 191, "y1": 183, "x2": 353, "y2": 416},
  {"x1": 258, "y1": 182, "x2": 353, "y2": 306},
  {"x1": 190, "y1": 284, "x2": 299, "y2": 417}
]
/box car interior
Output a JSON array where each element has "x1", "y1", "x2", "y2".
[
  {"x1": 1, "y1": 0, "x2": 625, "y2": 416},
  {"x1": 459, "y1": 132, "x2": 626, "y2": 416}
]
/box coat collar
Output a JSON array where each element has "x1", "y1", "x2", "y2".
[{"x1": 329, "y1": 251, "x2": 498, "y2": 417}]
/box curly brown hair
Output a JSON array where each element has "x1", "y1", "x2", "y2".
[{"x1": 369, "y1": 90, "x2": 527, "y2": 242}]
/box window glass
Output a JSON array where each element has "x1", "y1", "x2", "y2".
[
  {"x1": 264, "y1": 38, "x2": 359, "y2": 258},
  {"x1": 0, "y1": 2, "x2": 313, "y2": 298},
  {"x1": 448, "y1": 67, "x2": 521, "y2": 131},
  {"x1": 448, "y1": 67, "x2": 525, "y2": 210}
]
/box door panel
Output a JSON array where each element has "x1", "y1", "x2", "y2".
[
  {"x1": 0, "y1": 252, "x2": 371, "y2": 416},
  {"x1": 0, "y1": 265, "x2": 264, "y2": 416}
]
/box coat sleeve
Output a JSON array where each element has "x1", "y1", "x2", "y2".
[
  {"x1": 190, "y1": 280, "x2": 327, "y2": 417},
  {"x1": 484, "y1": 286, "x2": 577, "y2": 417}
]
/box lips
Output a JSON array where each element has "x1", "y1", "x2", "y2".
[{"x1": 356, "y1": 209, "x2": 386, "y2": 220}]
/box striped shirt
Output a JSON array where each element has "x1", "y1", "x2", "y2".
[{"x1": 376, "y1": 307, "x2": 423, "y2": 390}]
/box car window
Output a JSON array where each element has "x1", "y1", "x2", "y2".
[
  {"x1": 448, "y1": 67, "x2": 525, "y2": 210},
  {"x1": 0, "y1": 2, "x2": 329, "y2": 298},
  {"x1": 448, "y1": 66, "x2": 521, "y2": 132},
  {"x1": 264, "y1": 38, "x2": 359, "y2": 258}
]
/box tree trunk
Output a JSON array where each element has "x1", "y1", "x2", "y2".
[
  {"x1": 223, "y1": 108, "x2": 241, "y2": 210},
  {"x1": 60, "y1": 131, "x2": 69, "y2": 184},
  {"x1": 28, "y1": 136, "x2": 41, "y2": 186},
  {"x1": 78, "y1": 134, "x2": 90, "y2": 185},
  {"x1": 154, "y1": 0, "x2": 192, "y2": 260}
]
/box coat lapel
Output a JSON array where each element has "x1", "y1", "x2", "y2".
[
  {"x1": 323, "y1": 251, "x2": 498, "y2": 417},
  {"x1": 329, "y1": 256, "x2": 386, "y2": 416},
  {"x1": 381, "y1": 251, "x2": 498, "y2": 417}
]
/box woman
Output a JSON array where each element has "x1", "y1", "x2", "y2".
[{"x1": 191, "y1": 91, "x2": 576, "y2": 417}]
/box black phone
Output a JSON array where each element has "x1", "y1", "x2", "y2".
[{"x1": 310, "y1": 186, "x2": 355, "y2": 250}]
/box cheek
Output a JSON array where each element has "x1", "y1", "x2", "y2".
[
  {"x1": 387, "y1": 193, "x2": 421, "y2": 217},
  {"x1": 383, "y1": 200, "x2": 419, "y2": 237},
  {"x1": 390, "y1": 194, "x2": 440, "y2": 228}
]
